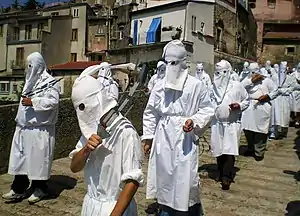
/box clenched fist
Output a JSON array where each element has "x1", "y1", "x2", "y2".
[
  {"x1": 229, "y1": 103, "x2": 240, "y2": 111},
  {"x1": 258, "y1": 94, "x2": 270, "y2": 103},
  {"x1": 251, "y1": 74, "x2": 264, "y2": 83},
  {"x1": 21, "y1": 96, "x2": 32, "y2": 106},
  {"x1": 183, "y1": 119, "x2": 194, "y2": 133},
  {"x1": 85, "y1": 134, "x2": 102, "y2": 151}
]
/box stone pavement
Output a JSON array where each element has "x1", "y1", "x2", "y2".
[{"x1": 0, "y1": 128, "x2": 300, "y2": 216}]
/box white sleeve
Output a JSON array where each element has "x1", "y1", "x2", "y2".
[
  {"x1": 31, "y1": 83, "x2": 60, "y2": 111},
  {"x1": 69, "y1": 136, "x2": 86, "y2": 159},
  {"x1": 142, "y1": 88, "x2": 161, "y2": 141},
  {"x1": 120, "y1": 128, "x2": 144, "y2": 186},
  {"x1": 238, "y1": 84, "x2": 250, "y2": 111},
  {"x1": 191, "y1": 83, "x2": 215, "y2": 137},
  {"x1": 147, "y1": 75, "x2": 156, "y2": 92}
]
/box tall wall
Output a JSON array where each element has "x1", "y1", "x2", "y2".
[{"x1": 0, "y1": 92, "x2": 148, "y2": 174}]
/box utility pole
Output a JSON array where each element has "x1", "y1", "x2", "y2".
[{"x1": 107, "y1": 5, "x2": 111, "y2": 50}]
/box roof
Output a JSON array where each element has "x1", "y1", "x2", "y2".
[
  {"x1": 263, "y1": 32, "x2": 300, "y2": 40},
  {"x1": 48, "y1": 61, "x2": 101, "y2": 70},
  {"x1": 131, "y1": 0, "x2": 214, "y2": 15}
]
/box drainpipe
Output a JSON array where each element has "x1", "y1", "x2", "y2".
[{"x1": 183, "y1": 4, "x2": 187, "y2": 41}]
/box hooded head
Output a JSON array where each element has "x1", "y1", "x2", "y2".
[
  {"x1": 274, "y1": 64, "x2": 279, "y2": 73},
  {"x1": 195, "y1": 63, "x2": 205, "y2": 79},
  {"x1": 248, "y1": 62, "x2": 260, "y2": 76},
  {"x1": 213, "y1": 60, "x2": 231, "y2": 104},
  {"x1": 72, "y1": 75, "x2": 118, "y2": 140},
  {"x1": 297, "y1": 63, "x2": 300, "y2": 72},
  {"x1": 23, "y1": 52, "x2": 47, "y2": 95},
  {"x1": 259, "y1": 68, "x2": 268, "y2": 77},
  {"x1": 79, "y1": 65, "x2": 102, "y2": 78},
  {"x1": 279, "y1": 61, "x2": 288, "y2": 74},
  {"x1": 243, "y1": 61, "x2": 249, "y2": 70},
  {"x1": 162, "y1": 40, "x2": 188, "y2": 91},
  {"x1": 98, "y1": 62, "x2": 112, "y2": 78},
  {"x1": 156, "y1": 61, "x2": 166, "y2": 79},
  {"x1": 265, "y1": 60, "x2": 271, "y2": 70}
]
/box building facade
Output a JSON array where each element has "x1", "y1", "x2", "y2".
[
  {"x1": 0, "y1": 2, "x2": 94, "y2": 101},
  {"x1": 250, "y1": 0, "x2": 300, "y2": 65}
]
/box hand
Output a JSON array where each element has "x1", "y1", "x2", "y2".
[
  {"x1": 251, "y1": 74, "x2": 264, "y2": 83},
  {"x1": 85, "y1": 134, "x2": 102, "y2": 151},
  {"x1": 183, "y1": 119, "x2": 194, "y2": 133},
  {"x1": 143, "y1": 139, "x2": 152, "y2": 157},
  {"x1": 21, "y1": 96, "x2": 33, "y2": 106},
  {"x1": 229, "y1": 103, "x2": 240, "y2": 110},
  {"x1": 258, "y1": 94, "x2": 270, "y2": 103}
]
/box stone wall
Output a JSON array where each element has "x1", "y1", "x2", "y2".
[{"x1": 0, "y1": 91, "x2": 148, "y2": 174}]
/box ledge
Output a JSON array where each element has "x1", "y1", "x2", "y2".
[{"x1": 7, "y1": 39, "x2": 42, "y2": 45}]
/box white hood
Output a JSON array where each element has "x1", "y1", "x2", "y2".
[
  {"x1": 162, "y1": 40, "x2": 188, "y2": 91},
  {"x1": 22, "y1": 52, "x2": 47, "y2": 95},
  {"x1": 278, "y1": 61, "x2": 287, "y2": 87},
  {"x1": 274, "y1": 64, "x2": 279, "y2": 74},
  {"x1": 265, "y1": 60, "x2": 272, "y2": 71},
  {"x1": 156, "y1": 61, "x2": 166, "y2": 79},
  {"x1": 213, "y1": 60, "x2": 231, "y2": 104},
  {"x1": 196, "y1": 63, "x2": 204, "y2": 79},
  {"x1": 79, "y1": 65, "x2": 102, "y2": 78},
  {"x1": 72, "y1": 75, "x2": 118, "y2": 140}
]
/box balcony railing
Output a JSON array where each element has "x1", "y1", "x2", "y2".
[{"x1": 10, "y1": 60, "x2": 25, "y2": 70}]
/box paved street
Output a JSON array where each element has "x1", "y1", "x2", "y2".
[{"x1": 0, "y1": 128, "x2": 299, "y2": 216}]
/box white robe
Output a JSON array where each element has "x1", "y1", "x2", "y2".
[
  {"x1": 210, "y1": 81, "x2": 249, "y2": 157},
  {"x1": 239, "y1": 70, "x2": 250, "y2": 82},
  {"x1": 8, "y1": 72, "x2": 60, "y2": 180},
  {"x1": 196, "y1": 71, "x2": 212, "y2": 90},
  {"x1": 142, "y1": 75, "x2": 214, "y2": 211},
  {"x1": 148, "y1": 74, "x2": 159, "y2": 93},
  {"x1": 69, "y1": 114, "x2": 144, "y2": 216},
  {"x1": 290, "y1": 72, "x2": 300, "y2": 112},
  {"x1": 230, "y1": 72, "x2": 240, "y2": 82},
  {"x1": 241, "y1": 77, "x2": 279, "y2": 134},
  {"x1": 270, "y1": 74, "x2": 295, "y2": 128}
]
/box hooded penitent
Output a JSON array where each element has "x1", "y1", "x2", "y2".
[
  {"x1": 278, "y1": 61, "x2": 288, "y2": 87},
  {"x1": 97, "y1": 62, "x2": 119, "y2": 101},
  {"x1": 243, "y1": 61, "x2": 249, "y2": 72},
  {"x1": 274, "y1": 64, "x2": 279, "y2": 73},
  {"x1": 162, "y1": 40, "x2": 188, "y2": 91},
  {"x1": 195, "y1": 63, "x2": 204, "y2": 79},
  {"x1": 156, "y1": 61, "x2": 166, "y2": 79},
  {"x1": 22, "y1": 52, "x2": 47, "y2": 95},
  {"x1": 213, "y1": 60, "x2": 232, "y2": 105},
  {"x1": 265, "y1": 60, "x2": 272, "y2": 71},
  {"x1": 71, "y1": 75, "x2": 118, "y2": 140}
]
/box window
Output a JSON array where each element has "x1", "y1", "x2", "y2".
[
  {"x1": 73, "y1": 8, "x2": 79, "y2": 17},
  {"x1": 16, "y1": 47, "x2": 24, "y2": 66},
  {"x1": 0, "y1": 24, "x2": 3, "y2": 37},
  {"x1": 97, "y1": 25, "x2": 105, "y2": 35},
  {"x1": 51, "y1": 12, "x2": 59, "y2": 16},
  {"x1": 71, "y1": 29, "x2": 78, "y2": 41},
  {"x1": 200, "y1": 22, "x2": 205, "y2": 34},
  {"x1": 13, "y1": 27, "x2": 20, "y2": 41},
  {"x1": 71, "y1": 53, "x2": 77, "y2": 62},
  {"x1": 140, "y1": 0, "x2": 145, "y2": 3},
  {"x1": 267, "y1": 0, "x2": 276, "y2": 8},
  {"x1": 13, "y1": 84, "x2": 18, "y2": 93},
  {"x1": 0, "y1": 82, "x2": 10, "y2": 94},
  {"x1": 249, "y1": 0, "x2": 256, "y2": 8},
  {"x1": 286, "y1": 46, "x2": 296, "y2": 54},
  {"x1": 37, "y1": 23, "x2": 44, "y2": 39},
  {"x1": 25, "y1": 25, "x2": 32, "y2": 40},
  {"x1": 119, "y1": 30, "x2": 124, "y2": 40},
  {"x1": 191, "y1": 16, "x2": 197, "y2": 32},
  {"x1": 216, "y1": 27, "x2": 223, "y2": 42}
]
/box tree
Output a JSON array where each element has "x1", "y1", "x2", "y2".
[
  {"x1": 11, "y1": 0, "x2": 21, "y2": 10},
  {"x1": 22, "y1": 0, "x2": 44, "y2": 10}
]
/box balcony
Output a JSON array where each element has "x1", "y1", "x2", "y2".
[{"x1": 10, "y1": 60, "x2": 25, "y2": 70}]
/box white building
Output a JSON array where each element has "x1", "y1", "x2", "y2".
[{"x1": 108, "y1": 0, "x2": 215, "y2": 74}]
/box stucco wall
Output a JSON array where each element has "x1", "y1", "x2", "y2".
[
  {"x1": 0, "y1": 24, "x2": 8, "y2": 71},
  {"x1": 0, "y1": 92, "x2": 148, "y2": 174},
  {"x1": 42, "y1": 17, "x2": 72, "y2": 67},
  {"x1": 131, "y1": 5, "x2": 186, "y2": 45}
]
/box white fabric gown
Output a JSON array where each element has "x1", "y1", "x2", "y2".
[
  {"x1": 196, "y1": 71, "x2": 212, "y2": 89},
  {"x1": 270, "y1": 74, "x2": 295, "y2": 127},
  {"x1": 69, "y1": 114, "x2": 144, "y2": 216},
  {"x1": 8, "y1": 72, "x2": 60, "y2": 180},
  {"x1": 210, "y1": 81, "x2": 249, "y2": 157},
  {"x1": 241, "y1": 77, "x2": 279, "y2": 134},
  {"x1": 290, "y1": 71, "x2": 300, "y2": 112},
  {"x1": 143, "y1": 75, "x2": 214, "y2": 212},
  {"x1": 148, "y1": 74, "x2": 159, "y2": 93}
]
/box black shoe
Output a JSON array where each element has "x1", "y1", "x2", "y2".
[
  {"x1": 145, "y1": 202, "x2": 159, "y2": 214},
  {"x1": 243, "y1": 150, "x2": 254, "y2": 157},
  {"x1": 221, "y1": 180, "x2": 231, "y2": 190},
  {"x1": 254, "y1": 155, "x2": 264, "y2": 161}
]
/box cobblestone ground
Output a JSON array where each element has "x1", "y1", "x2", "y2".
[{"x1": 0, "y1": 128, "x2": 299, "y2": 216}]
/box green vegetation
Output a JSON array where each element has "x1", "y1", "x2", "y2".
[{"x1": 1, "y1": 0, "x2": 46, "y2": 13}]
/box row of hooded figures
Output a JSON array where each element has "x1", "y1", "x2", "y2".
[{"x1": 2, "y1": 39, "x2": 300, "y2": 216}]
